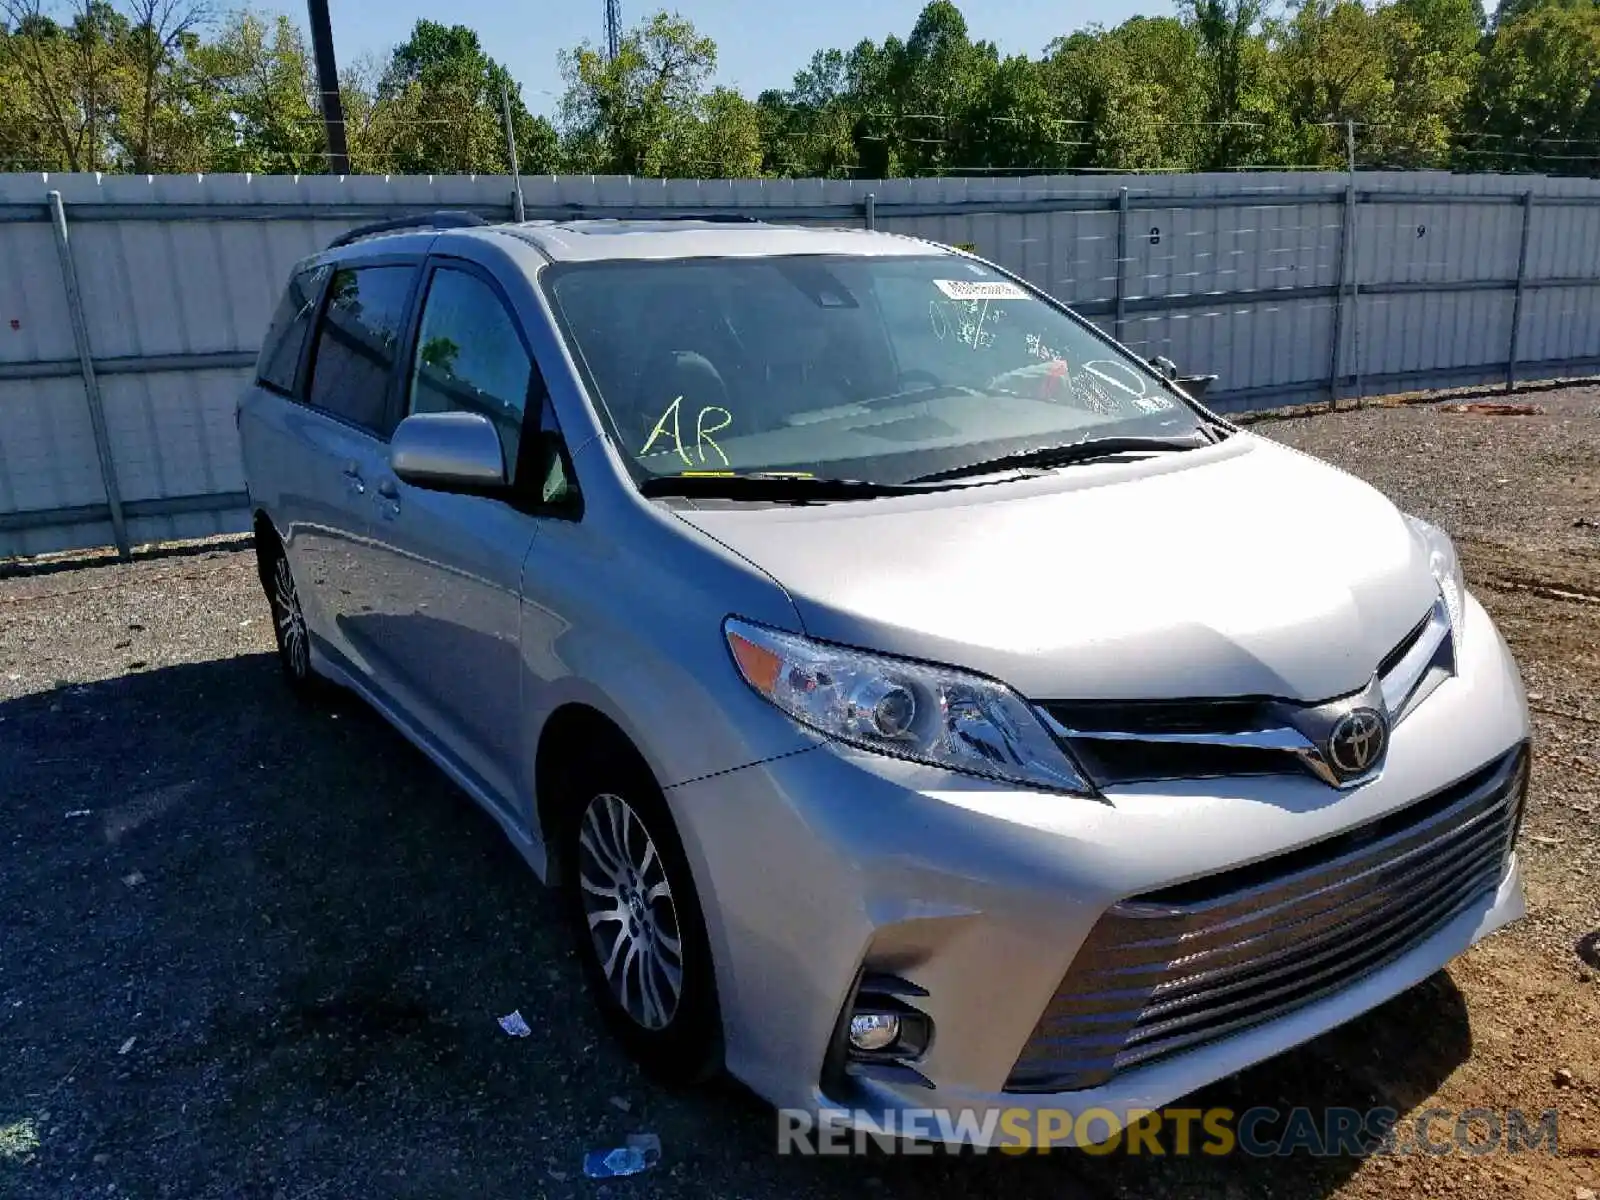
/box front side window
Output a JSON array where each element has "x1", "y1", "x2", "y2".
[
  {"x1": 407, "y1": 265, "x2": 574, "y2": 508},
  {"x1": 304, "y1": 265, "x2": 415, "y2": 435},
  {"x1": 542, "y1": 254, "x2": 1204, "y2": 486},
  {"x1": 408, "y1": 267, "x2": 534, "y2": 475}
]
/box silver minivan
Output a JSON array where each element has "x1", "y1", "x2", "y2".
[{"x1": 239, "y1": 212, "x2": 1530, "y2": 1145}]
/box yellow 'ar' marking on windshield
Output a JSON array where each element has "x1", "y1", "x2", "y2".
[
  {"x1": 641, "y1": 395, "x2": 694, "y2": 466},
  {"x1": 696, "y1": 405, "x2": 733, "y2": 467},
  {"x1": 642, "y1": 397, "x2": 735, "y2": 467}
]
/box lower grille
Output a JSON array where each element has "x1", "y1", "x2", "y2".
[{"x1": 1005, "y1": 744, "x2": 1529, "y2": 1092}]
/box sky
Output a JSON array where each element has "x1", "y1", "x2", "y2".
[{"x1": 260, "y1": 0, "x2": 1174, "y2": 118}]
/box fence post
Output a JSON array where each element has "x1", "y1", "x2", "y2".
[
  {"x1": 501, "y1": 81, "x2": 525, "y2": 223},
  {"x1": 1346, "y1": 120, "x2": 1364, "y2": 408},
  {"x1": 48, "y1": 190, "x2": 130, "y2": 560},
  {"x1": 1507, "y1": 190, "x2": 1534, "y2": 392},
  {"x1": 1327, "y1": 185, "x2": 1351, "y2": 411},
  {"x1": 864, "y1": 192, "x2": 876, "y2": 231},
  {"x1": 1114, "y1": 185, "x2": 1130, "y2": 344}
]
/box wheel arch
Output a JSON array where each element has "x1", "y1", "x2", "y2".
[
  {"x1": 534, "y1": 702, "x2": 652, "y2": 887},
  {"x1": 252, "y1": 509, "x2": 282, "y2": 584}
]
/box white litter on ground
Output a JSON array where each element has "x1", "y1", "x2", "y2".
[{"x1": 497, "y1": 1010, "x2": 532, "y2": 1038}]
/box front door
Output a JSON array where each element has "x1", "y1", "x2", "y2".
[{"x1": 354, "y1": 260, "x2": 555, "y2": 819}]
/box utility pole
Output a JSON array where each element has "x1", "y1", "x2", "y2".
[
  {"x1": 604, "y1": 0, "x2": 622, "y2": 62},
  {"x1": 307, "y1": 0, "x2": 351, "y2": 174}
]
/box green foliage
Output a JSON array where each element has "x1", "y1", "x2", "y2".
[
  {"x1": 1457, "y1": 2, "x2": 1600, "y2": 171},
  {"x1": 0, "y1": 0, "x2": 1595, "y2": 178}
]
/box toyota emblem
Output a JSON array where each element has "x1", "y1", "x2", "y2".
[{"x1": 1326, "y1": 708, "x2": 1388, "y2": 776}]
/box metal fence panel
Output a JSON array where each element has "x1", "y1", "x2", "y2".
[
  {"x1": 0, "y1": 376, "x2": 106, "y2": 512},
  {"x1": 0, "y1": 222, "x2": 75, "y2": 364},
  {"x1": 1518, "y1": 285, "x2": 1600, "y2": 364},
  {"x1": 4, "y1": 168, "x2": 1600, "y2": 560}
]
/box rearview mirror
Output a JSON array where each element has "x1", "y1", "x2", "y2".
[{"x1": 390, "y1": 411, "x2": 507, "y2": 492}]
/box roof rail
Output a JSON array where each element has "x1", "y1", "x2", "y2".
[
  {"x1": 554, "y1": 211, "x2": 763, "y2": 224},
  {"x1": 327, "y1": 210, "x2": 489, "y2": 250},
  {"x1": 651, "y1": 213, "x2": 762, "y2": 223}
]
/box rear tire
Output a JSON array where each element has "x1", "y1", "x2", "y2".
[
  {"x1": 256, "y1": 531, "x2": 318, "y2": 700},
  {"x1": 558, "y1": 739, "x2": 721, "y2": 1085}
]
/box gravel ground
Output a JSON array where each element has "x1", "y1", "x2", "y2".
[{"x1": 2, "y1": 387, "x2": 1598, "y2": 1200}]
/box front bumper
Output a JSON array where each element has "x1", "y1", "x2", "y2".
[{"x1": 663, "y1": 593, "x2": 1529, "y2": 1141}]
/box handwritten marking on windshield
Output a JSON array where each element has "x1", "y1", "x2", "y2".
[
  {"x1": 696, "y1": 405, "x2": 732, "y2": 466},
  {"x1": 929, "y1": 298, "x2": 1000, "y2": 351},
  {"x1": 641, "y1": 395, "x2": 733, "y2": 466},
  {"x1": 1025, "y1": 333, "x2": 1061, "y2": 362},
  {"x1": 642, "y1": 395, "x2": 693, "y2": 465}
]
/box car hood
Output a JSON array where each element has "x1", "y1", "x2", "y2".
[{"x1": 670, "y1": 435, "x2": 1442, "y2": 703}]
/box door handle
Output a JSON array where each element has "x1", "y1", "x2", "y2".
[
  {"x1": 375, "y1": 477, "x2": 401, "y2": 519},
  {"x1": 342, "y1": 461, "x2": 366, "y2": 495}
]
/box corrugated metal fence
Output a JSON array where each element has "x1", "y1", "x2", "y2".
[{"x1": 3, "y1": 169, "x2": 1599, "y2": 560}]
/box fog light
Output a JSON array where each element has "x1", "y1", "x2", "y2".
[{"x1": 848, "y1": 1012, "x2": 901, "y2": 1052}]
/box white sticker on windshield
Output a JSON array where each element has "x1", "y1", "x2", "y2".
[{"x1": 933, "y1": 279, "x2": 1030, "y2": 301}]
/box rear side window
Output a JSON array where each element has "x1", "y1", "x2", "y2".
[
  {"x1": 304, "y1": 265, "x2": 416, "y2": 435},
  {"x1": 256, "y1": 264, "x2": 329, "y2": 394}
]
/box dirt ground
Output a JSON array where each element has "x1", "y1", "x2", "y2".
[{"x1": 1, "y1": 385, "x2": 1597, "y2": 1199}]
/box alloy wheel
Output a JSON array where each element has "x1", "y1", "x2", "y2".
[
  {"x1": 576, "y1": 792, "x2": 685, "y2": 1030},
  {"x1": 271, "y1": 555, "x2": 310, "y2": 680}
]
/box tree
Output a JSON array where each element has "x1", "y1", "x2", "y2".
[
  {"x1": 362, "y1": 19, "x2": 556, "y2": 175},
  {"x1": 1182, "y1": 0, "x2": 1276, "y2": 167},
  {"x1": 0, "y1": 0, "x2": 129, "y2": 171},
  {"x1": 689, "y1": 86, "x2": 763, "y2": 176},
  {"x1": 1457, "y1": 2, "x2": 1600, "y2": 171},
  {"x1": 1042, "y1": 19, "x2": 1210, "y2": 171},
  {"x1": 1, "y1": 0, "x2": 1597, "y2": 180},
  {"x1": 756, "y1": 48, "x2": 860, "y2": 176},
  {"x1": 116, "y1": 0, "x2": 209, "y2": 171},
  {"x1": 190, "y1": 9, "x2": 323, "y2": 173},
  {"x1": 557, "y1": 10, "x2": 719, "y2": 175},
  {"x1": 0, "y1": 20, "x2": 60, "y2": 167}
]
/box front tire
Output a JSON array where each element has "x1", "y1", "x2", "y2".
[{"x1": 560, "y1": 743, "x2": 720, "y2": 1084}]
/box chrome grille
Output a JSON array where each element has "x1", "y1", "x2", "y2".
[
  {"x1": 1039, "y1": 596, "x2": 1456, "y2": 788},
  {"x1": 1005, "y1": 744, "x2": 1528, "y2": 1093}
]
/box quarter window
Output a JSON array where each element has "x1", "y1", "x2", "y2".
[
  {"x1": 256, "y1": 264, "x2": 329, "y2": 395},
  {"x1": 304, "y1": 265, "x2": 416, "y2": 434}
]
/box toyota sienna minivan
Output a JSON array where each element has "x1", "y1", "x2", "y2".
[{"x1": 239, "y1": 212, "x2": 1530, "y2": 1144}]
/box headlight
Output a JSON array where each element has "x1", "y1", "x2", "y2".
[
  {"x1": 1404, "y1": 514, "x2": 1465, "y2": 657},
  {"x1": 724, "y1": 618, "x2": 1094, "y2": 796}
]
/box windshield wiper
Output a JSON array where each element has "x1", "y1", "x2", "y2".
[
  {"x1": 906, "y1": 434, "x2": 1210, "y2": 484},
  {"x1": 639, "y1": 472, "x2": 934, "y2": 502}
]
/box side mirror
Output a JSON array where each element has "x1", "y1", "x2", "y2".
[
  {"x1": 1149, "y1": 355, "x2": 1218, "y2": 400},
  {"x1": 1150, "y1": 355, "x2": 1181, "y2": 381},
  {"x1": 390, "y1": 411, "x2": 507, "y2": 492},
  {"x1": 1176, "y1": 373, "x2": 1218, "y2": 400}
]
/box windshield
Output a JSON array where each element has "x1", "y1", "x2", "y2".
[{"x1": 542, "y1": 254, "x2": 1206, "y2": 486}]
